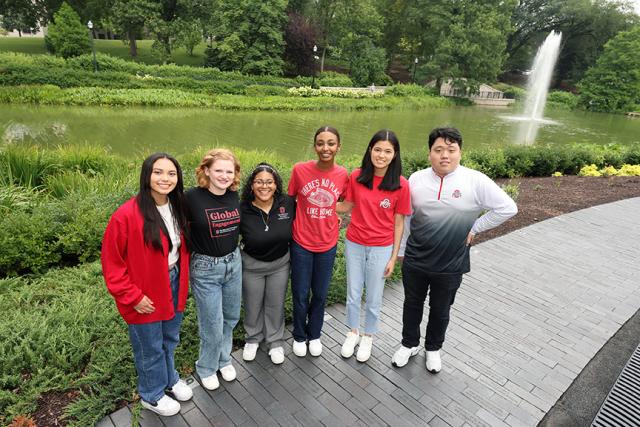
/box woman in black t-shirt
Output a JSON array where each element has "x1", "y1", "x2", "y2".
[
  {"x1": 185, "y1": 148, "x2": 242, "y2": 391},
  {"x1": 239, "y1": 163, "x2": 294, "y2": 365}
]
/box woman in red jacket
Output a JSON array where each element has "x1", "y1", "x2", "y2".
[{"x1": 102, "y1": 153, "x2": 193, "y2": 417}]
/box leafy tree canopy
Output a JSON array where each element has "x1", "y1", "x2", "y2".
[
  {"x1": 578, "y1": 25, "x2": 640, "y2": 112},
  {"x1": 45, "y1": 1, "x2": 91, "y2": 58}
]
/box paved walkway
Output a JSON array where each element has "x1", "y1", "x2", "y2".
[{"x1": 98, "y1": 198, "x2": 640, "y2": 427}]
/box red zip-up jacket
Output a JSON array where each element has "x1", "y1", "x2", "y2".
[{"x1": 101, "y1": 197, "x2": 190, "y2": 324}]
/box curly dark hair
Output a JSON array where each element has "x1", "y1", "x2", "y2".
[{"x1": 240, "y1": 163, "x2": 284, "y2": 202}]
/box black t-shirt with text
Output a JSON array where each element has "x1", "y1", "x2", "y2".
[
  {"x1": 186, "y1": 187, "x2": 240, "y2": 257},
  {"x1": 240, "y1": 195, "x2": 295, "y2": 262}
]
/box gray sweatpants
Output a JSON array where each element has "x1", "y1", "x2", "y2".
[{"x1": 241, "y1": 250, "x2": 290, "y2": 349}]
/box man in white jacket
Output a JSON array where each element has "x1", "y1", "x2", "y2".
[{"x1": 392, "y1": 127, "x2": 517, "y2": 373}]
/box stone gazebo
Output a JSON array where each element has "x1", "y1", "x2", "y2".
[{"x1": 437, "y1": 79, "x2": 515, "y2": 106}]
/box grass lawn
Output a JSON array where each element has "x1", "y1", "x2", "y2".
[{"x1": 0, "y1": 37, "x2": 207, "y2": 66}]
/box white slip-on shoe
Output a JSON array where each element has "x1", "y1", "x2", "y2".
[
  {"x1": 219, "y1": 363, "x2": 237, "y2": 382},
  {"x1": 356, "y1": 336, "x2": 373, "y2": 363},
  {"x1": 426, "y1": 350, "x2": 442, "y2": 373},
  {"x1": 200, "y1": 373, "x2": 219, "y2": 390},
  {"x1": 308, "y1": 338, "x2": 322, "y2": 356},
  {"x1": 141, "y1": 394, "x2": 181, "y2": 416},
  {"x1": 340, "y1": 331, "x2": 360, "y2": 358},
  {"x1": 243, "y1": 342, "x2": 259, "y2": 361},
  {"x1": 391, "y1": 345, "x2": 420, "y2": 367},
  {"x1": 166, "y1": 379, "x2": 193, "y2": 401},
  {"x1": 292, "y1": 340, "x2": 307, "y2": 357},
  {"x1": 269, "y1": 346, "x2": 285, "y2": 364}
]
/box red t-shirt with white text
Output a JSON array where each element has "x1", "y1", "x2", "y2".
[
  {"x1": 288, "y1": 160, "x2": 348, "y2": 252},
  {"x1": 345, "y1": 168, "x2": 411, "y2": 246}
]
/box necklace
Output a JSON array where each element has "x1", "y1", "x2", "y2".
[{"x1": 259, "y1": 209, "x2": 270, "y2": 231}]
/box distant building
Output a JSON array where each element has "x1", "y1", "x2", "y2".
[{"x1": 431, "y1": 79, "x2": 516, "y2": 106}]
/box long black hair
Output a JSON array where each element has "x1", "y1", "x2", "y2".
[
  {"x1": 136, "y1": 152, "x2": 189, "y2": 252},
  {"x1": 241, "y1": 163, "x2": 284, "y2": 202},
  {"x1": 357, "y1": 129, "x2": 402, "y2": 191}
]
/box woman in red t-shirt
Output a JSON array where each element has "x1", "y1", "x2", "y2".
[
  {"x1": 336, "y1": 130, "x2": 411, "y2": 362},
  {"x1": 288, "y1": 126, "x2": 349, "y2": 358}
]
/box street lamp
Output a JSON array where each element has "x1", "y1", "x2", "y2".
[
  {"x1": 412, "y1": 57, "x2": 418, "y2": 84},
  {"x1": 87, "y1": 20, "x2": 98, "y2": 72},
  {"x1": 311, "y1": 44, "x2": 318, "y2": 88}
]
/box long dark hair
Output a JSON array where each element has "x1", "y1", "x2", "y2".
[
  {"x1": 136, "y1": 153, "x2": 189, "y2": 252},
  {"x1": 357, "y1": 129, "x2": 402, "y2": 191},
  {"x1": 241, "y1": 163, "x2": 284, "y2": 202}
]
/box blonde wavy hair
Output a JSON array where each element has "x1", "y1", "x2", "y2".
[{"x1": 195, "y1": 148, "x2": 241, "y2": 191}]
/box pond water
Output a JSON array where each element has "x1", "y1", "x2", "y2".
[{"x1": 1, "y1": 104, "x2": 639, "y2": 161}]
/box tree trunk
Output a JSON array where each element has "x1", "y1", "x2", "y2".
[
  {"x1": 320, "y1": 47, "x2": 326, "y2": 73},
  {"x1": 128, "y1": 31, "x2": 138, "y2": 57},
  {"x1": 18, "y1": 29, "x2": 22, "y2": 37}
]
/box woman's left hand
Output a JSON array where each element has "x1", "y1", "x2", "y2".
[{"x1": 383, "y1": 258, "x2": 396, "y2": 278}]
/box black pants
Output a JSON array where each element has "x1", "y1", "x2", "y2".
[{"x1": 401, "y1": 261, "x2": 462, "y2": 351}]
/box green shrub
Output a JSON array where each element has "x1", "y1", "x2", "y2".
[
  {"x1": 243, "y1": 84, "x2": 289, "y2": 97},
  {"x1": 385, "y1": 84, "x2": 431, "y2": 97},
  {"x1": 493, "y1": 82, "x2": 525, "y2": 100},
  {"x1": 547, "y1": 90, "x2": 579, "y2": 109},
  {"x1": 44, "y1": 2, "x2": 91, "y2": 58},
  {"x1": 316, "y1": 71, "x2": 353, "y2": 87}
]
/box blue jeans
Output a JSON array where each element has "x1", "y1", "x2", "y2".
[
  {"x1": 290, "y1": 241, "x2": 337, "y2": 342},
  {"x1": 345, "y1": 239, "x2": 392, "y2": 335},
  {"x1": 128, "y1": 265, "x2": 183, "y2": 404},
  {"x1": 190, "y1": 248, "x2": 241, "y2": 378}
]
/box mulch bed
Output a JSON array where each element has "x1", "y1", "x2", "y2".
[
  {"x1": 476, "y1": 175, "x2": 640, "y2": 244},
  {"x1": 20, "y1": 176, "x2": 640, "y2": 427}
]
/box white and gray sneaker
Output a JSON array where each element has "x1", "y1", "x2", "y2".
[
  {"x1": 243, "y1": 342, "x2": 259, "y2": 361},
  {"x1": 308, "y1": 338, "x2": 322, "y2": 356},
  {"x1": 426, "y1": 350, "x2": 441, "y2": 373},
  {"x1": 166, "y1": 379, "x2": 193, "y2": 401},
  {"x1": 356, "y1": 336, "x2": 373, "y2": 362},
  {"x1": 391, "y1": 345, "x2": 420, "y2": 367},
  {"x1": 141, "y1": 394, "x2": 180, "y2": 416},
  {"x1": 340, "y1": 331, "x2": 360, "y2": 358}
]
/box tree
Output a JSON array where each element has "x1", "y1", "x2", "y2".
[
  {"x1": 349, "y1": 40, "x2": 390, "y2": 86},
  {"x1": 112, "y1": 0, "x2": 159, "y2": 57},
  {"x1": 45, "y1": 2, "x2": 91, "y2": 58},
  {"x1": 413, "y1": 0, "x2": 517, "y2": 90},
  {"x1": 283, "y1": 12, "x2": 317, "y2": 76},
  {"x1": 205, "y1": 0, "x2": 288, "y2": 75},
  {"x1": 0, "y1": 0, "x2": 43, "y2": 36},
  {"x1": 578, "y1": 26, "x2": 640, "y2": 112}
]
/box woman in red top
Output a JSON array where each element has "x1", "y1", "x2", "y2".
[
  {"x1": 288, "y1": 126, "x2": 349, "y2": 357},
  {"x1": 102, "y1": 153, "x2": 192, "y2": 417},
  {"x1": 336, "y1": 130, "x2": 411, "y2": 362}
]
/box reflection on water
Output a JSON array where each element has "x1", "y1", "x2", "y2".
[{"x1": 1, "y1": 105, "x2": 639, "y2": 160}]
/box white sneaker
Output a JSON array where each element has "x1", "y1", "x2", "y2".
[
  {"x1": 167, "y1": 379, "x2": 193, "y2": 401},
  {"x1": 243, "y1": 342, "x2": 259, "y2": 361},
  {"x1": 141, "y1": 394, "x2": 180, "y2": 416},
  {"x1": 200, "y1": 373, "x2": 219, "y2": 390},
  {"x1": 356, "y1": 336, "x2": 373, "y2": 363},
  {"x1": 426, "y1": 350, "x2": 441, "y2": 373},
  {"x1": 269, "y1": 346, "x2": 285, "y2": 364},
  {"x1": 308, "y1": 338, "x2": 322, "y2": 356},
  {"x1": 219, "y1": 363, "x2": 236, "y2": 382},
  {"x1": 391, "y1": 345, "x2": 420, "y2": 367},
  {"x1": 340, "y1": 331, "x2": 360, "y2": 358},
  {"x1": 292, "y1": 340, "x2": 307, "y2": 357}
]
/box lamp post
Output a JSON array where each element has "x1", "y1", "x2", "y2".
[
  {"x1": 87, "y1": 20, "x2": 98, "y2": 72},
  {"x1": 311, "y1": 44, "x2": 318, "y2": 88},
  {"x1": 412, "y1": 57, "x2": 418, "y2": 84}
]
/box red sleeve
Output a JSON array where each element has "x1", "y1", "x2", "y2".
[
  {"x1": 344, "y1": 171, "x2": 355, "y2": 202},
  {"x1": 288, "y1": 165, "x2": 299, "y2": 197},
  {"x1": 101, "y1": 213, "x2": 144, "y2": 308},
  {"x1": 396, "y1": 179, "x2": 412, "y2": 215}
]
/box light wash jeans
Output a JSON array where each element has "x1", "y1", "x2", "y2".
[
  {"x1": 128, "y1": 265, "x2": 183, "y2": 404},
  {"x1": 345, "y1": 239, "x2": 393, "y2": 335},
  {"x1": 190, "y1": 248, "x2": 241, "y2": 378}
]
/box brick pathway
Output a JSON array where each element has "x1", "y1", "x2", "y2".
[{"x1": 97, "y1": 198, "x2": 640, "y2": 427}]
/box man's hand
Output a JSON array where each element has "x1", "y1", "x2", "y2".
[
  {"x1": 465, "y1": 232, "x2": 475, "y2": 246},
  {"x1": 134, "y1": 295, "x2": 155, "y2": 314}
]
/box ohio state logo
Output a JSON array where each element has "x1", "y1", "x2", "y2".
[
  {"x1": 379, "y1": 198, "x2": 391, "y2": 209},
  {"x1": 279, "y1": 206, "x2": 285, "y2": 214},
  {"x1": 452, "y1": 190, "x2": 462, "y2": 198}
]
